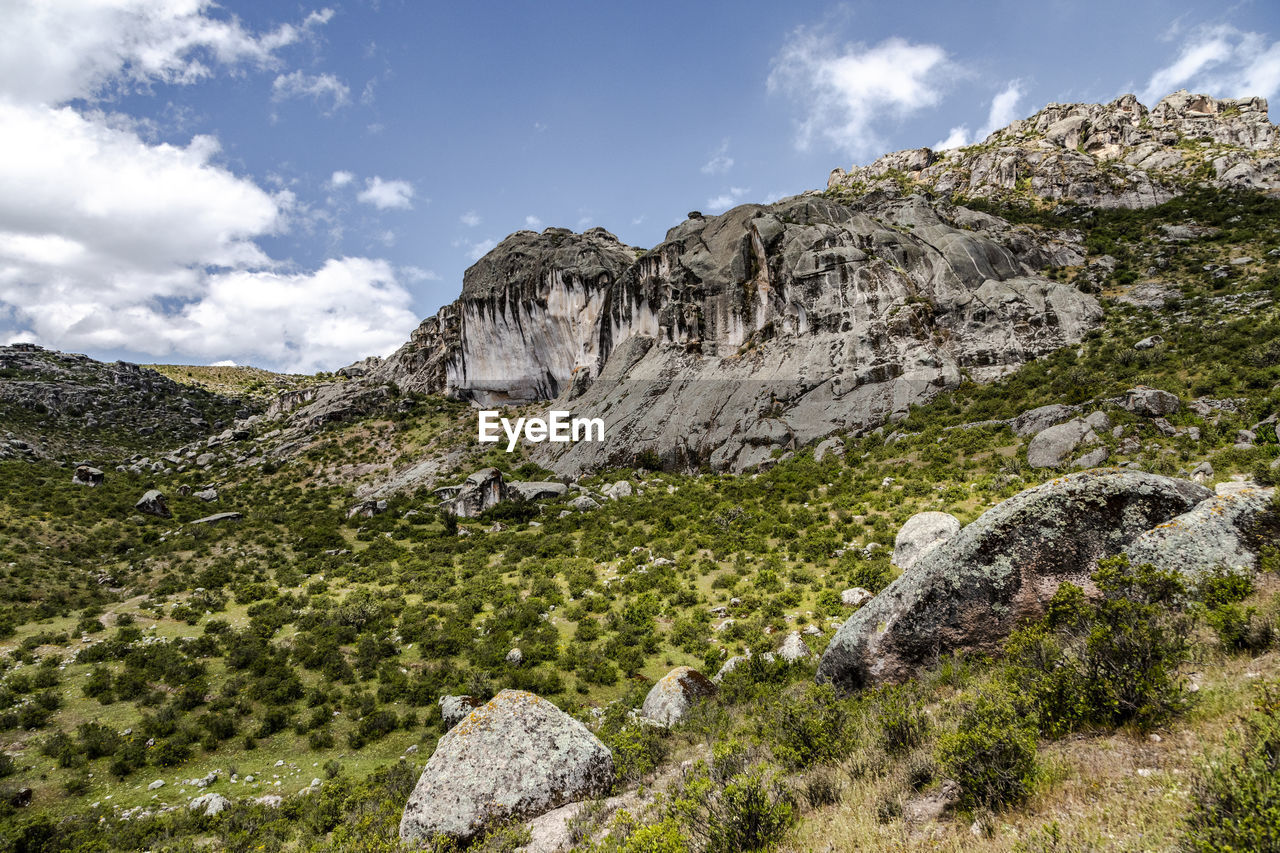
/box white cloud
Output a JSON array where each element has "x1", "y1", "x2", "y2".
[
  {"x1": 525, "y1": 215, "x2": 543, "y2": 228},
  {"x1": 768, "y1": 28, "x2": 954, "y2": 158},
  {"x1": 934, "y1": 80, "x2": 1026, "y2": 149},
  {"x1": 933, "y1": 125, "x2": 970, "y2": 150},
  {"x1": 701, "y1": 139, "x2": 734, "y2": 174},
  {"x1": 212, "y1": 359, "x2": 237, "y2": 366},
  {"x1": 357, "y1": 176, "x2": 415, "y2": 210},
  {"x1": 0, "y1": 0, "x2": 332, "y2": 106},
  {"x1": 706, "y1": 187, "x2": 750, "y2": 212},
  {"x1": 329, "y1": 169, "x2": 354, "y2": 188},
  {"x1": 0, "y1": 2, "x2": 418, "y2": 373},
  {"x1": 400, "y1": 266, "x2": 439, "y2": 282},
  {"x1": 460, "y1": 210, "x2": 482, "y2": 227},
  {"x1": 1143, "y1": 25, "x2": 1280, "y2": 104},
  {"x1": 272, "y1": 70, "x2": 350, "y2": 112},
  {"x1": 466, "y1": 239, "x2": 497, "y2": 261}
]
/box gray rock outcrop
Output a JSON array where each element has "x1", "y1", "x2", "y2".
[
  {"x1": 777, "y1": 631, "x2": 812, "y2": 663},
  {"x1": 438, "y1": 468, "x2": 507, "y2": 518},
  {"x1": 640, "y1": 666, "x2": 718, "y2": 727},
  {"x1": 439, "y1": 694, "x2": 485, "y2": 730},
  {"x1": 828, "y1": 91, "x2": 1280, "y2": 209},
  {"x1": 892, "y1": 512, "x2": 962, "y2": 570},
  {"x1": 400, "y1": 690, "x2": 613, "y2": 845},
  {"x1": 1119, "y1": 386, "x2": 1181, "y2": 417},
  {"x1": 1027, "y1": 418, "x2": 1098, "y2": 468},
  {"x1": 1124, "y1": 488, "x2": 1278, "y2": 579},
  {"x1": 72, "y1": 465, "x2": 104, "y2": 487},
  {"x1": 817, "y1": 470, "x2": 1211, "y2": 690},
  {"x1": 135, "y1": 490, "x2": 170, "y2": 518},
  {"x1": 188, "y1": 793, "x2": 229, "y2": 816}
]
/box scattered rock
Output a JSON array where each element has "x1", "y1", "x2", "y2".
[
  {"x1": 190, "y1": 511, "x2": 244, "y2": 526},
  {"x1": 439, "y1": 694, "x2": 485, "y2": 730},
  {"x1": 602, "y1": 480, "x2": 633, "y2": 501},
  {"x1": 1134, "y1": 335, "x2": 1164, "y2": 350},
  {"x1": 506, "y1": 648, "x2": 524, "y2": 665},
  {"x1": 814, "y1": 437, "x2": 846, "y2": 463},
  {"x1": 439, "y1": 468, "x2": 509, "y2": 518},
  {"x1": 135, "y1": 490, "x2": 171, "y2": 518},
  {"x1": 1010, "y1": 404, "x2": 1079, "y2": 438},
  {"x1": 193, "y1": 488, "x2": 219, "y2": 502},
  {"x1": 399, "y1": 690, "x2": 613, "y2": 845},
  {"x1": 147, "y1": 779, "x2": 165, "y2": 791},
  {"x1": 1027, "y1": 418, "x2": 1098, "y2": 468},
  {"x1": 841, "y1": 587, "x2": 874, "y2": 608},
  {"x1": 188, "y1": 793, "x2": 230, "y2": 816},
  {"x1": 1073, "y1": 446, "x2": 1110, "y2": 469},
  {"x1": 777, "y1": 631, "x2": 812, "y2": 663},
  {"x1": 569, "y1": 495, "x2": 600, "y2": 512},
  {"x1": 72, "y1": 465, "x2": 104, "y2": 487},
  {"x1": 892, "y1": 512, "x2": 962, "y2": 570},
  {"x1": 508, "y1": 481, "x2": 567, "y2": 501},
  {"x1": 255, "y1": 795, "x2": 283, "y2": 808},
  {"x1": 1119, "y1": 386, "x2": 1181, "y2": 417},
  {"x1": 818, "y1": 470, "x2": 1211, "y2": 690},
  {"x1": 641, "y1": 667, "x2": 718, "y2": 727}
]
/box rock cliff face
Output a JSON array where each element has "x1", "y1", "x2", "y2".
[
  {"x1": 275, "y1": 90, "x2": 1276, "y2": 475},
  {"x1": 828, "y1": 91, "x2": 1280, "y2": 208}
]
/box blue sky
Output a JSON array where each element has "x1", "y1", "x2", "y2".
[{"x1": 1, "y1": 0, "x2": 1277, "y2": 372}]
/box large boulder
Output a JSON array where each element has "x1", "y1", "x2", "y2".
[
  {"x1": 135, "y1": 490, "x2": 170, "y2": 518},
  {"x1": 1026, "y1": 418, "x2": 1097, "y2": 468},
  {"x1": 1124, "y1": 488, "x2": 1278, "y2": 579},
  {"x1": 777, "y1": 631, "x2": 812, "y2": 663},
  {"x1": 188, "y1": 793, "x2": 229, "y2": 816},
  {"x1": 508, "y1": 481, "x2": 567, "y2": 501},
  {"x1": 1010, "y1": 404, "x2": 1079, "y2": 437},
  {"x1": 640, "y1": 667, "x2": 718, "y2": 727},
  {"x1": 399, "y1": 690, "x2": 613, "y2": 845},
  {"x1": 817, "y1": 470, "x2": 1211, "y2": 691},
  {"x1": 892, "y1": 512, "x2": 962, "y2": 570}
]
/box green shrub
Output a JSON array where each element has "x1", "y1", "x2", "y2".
[
  {"x1": 1183, "y1": 682, "x2": 1280, "y2": 852},
  {"x1": 872, "y1": 685, "x2": 930, "y2": 755},
  {"x1": 762, "y1": 683, "x2": 851, "y2": 770},
  {"x1": 935, "y1": 687, "x2": 1038, "y2": 811},
  {"x1": 672, "y1": 764, "x2": 796, "y2": 853},
  {"x1": 1003, "y1": 556, "x2": 1191, "y2": 735}
]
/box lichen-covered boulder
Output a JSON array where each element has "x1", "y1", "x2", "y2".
[
  {"x1": 188, "y1": 793, "x2": 229, "y2": 816},
  {"x1": 72, "y1": 465, "x2": 104, "y2": 487},
  {"x1": 399, "y1": 690, "x2": 613, "y2": 845},
  {"x1": 1026, "y1": 418, "x2": 1098, "y2": 468},
  {"x1": 892, "y1": 512, "x2": 961, "y2": 570},
  {"x1": 817, "y1": 470, "x2": 1211, "y2": 691},
  {"x1": 1120, "y1": 386, "x2": 1181, "y2": 417},
  {"x1": 1124, "y1": 487, "x2": 1278, "y2": 579},
  {"x1": 641, "y1": 667, "x2": 717, "y2": 727}
]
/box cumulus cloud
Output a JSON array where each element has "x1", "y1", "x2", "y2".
[
  {"x1": 0, "y1": 1, "x2": 419, "y2": 373},
  {"x1": 272, "y1": 70, "x2": 350, "y2": 112},
  {"x1": 460, "y1": 210, "x2": 482, "y2": 227},
  {"x1": 701, "y1": 139, "x2": 734, "y2": 174},
  {"x1": 329, "y1": 169, "x2": 354, "y2": 187},
  {"x1": 0, "y1": 0, "x2": 332, "y2": 106},
  {"x1": 706, "y1": 187, "x2": 750, "y2": 212},
  {"x1": 357, "y1": 176, "x2": 415, "y2": 210},
  {"x1": 768, "y1": 28, "x2": 954, "y2": 158},
  {"x1": 525, "y1": 215, "x2": 543, "y2": 228},
  {"x1": 934, "y1": 79, "x2": 1026, "y2": 150},
  {"x1": 1142, "y1": 25, "x2": 1280, "y2": 104}
]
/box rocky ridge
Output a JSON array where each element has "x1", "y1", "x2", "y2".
[{"x1": 828, "y1": 91, "x2": 1280, "y2": 208}]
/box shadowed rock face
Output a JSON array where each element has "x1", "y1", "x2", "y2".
[
  {"x1": 816, "y1": 471, "x2": 1212, "y2": 692},
  {"x1": 829, "y1": 91, "x2": 1280, "y2": 208}
]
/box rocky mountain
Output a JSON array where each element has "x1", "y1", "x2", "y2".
[
  {"x1": 828, "y1": 90, "x2": 1279, "y2": 208},
  {"x1": 0, "y1": 343, "x2": 254, "y2": 461},
  {"x1": 273, "y1": 90, "x2": 1276, "y2": 477}
]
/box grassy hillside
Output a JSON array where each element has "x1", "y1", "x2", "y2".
[{"x1": 0, "y1": 188, "x2": 1278, "y2": 851}]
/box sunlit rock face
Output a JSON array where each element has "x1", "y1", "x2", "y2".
[{"x1": 366, "y1": 193, "x2": 1099, "y2": 474}]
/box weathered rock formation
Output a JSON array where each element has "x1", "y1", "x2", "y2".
[
  {"x1": 400, "y1": 690, "x2": 613, "y2": 845},
  {"x1": 829, "y1": 91, "x2": 1280, "y2": 208},
  {"x1": 817, "y1": 470, "x2": 1212, "y2": 691}
]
